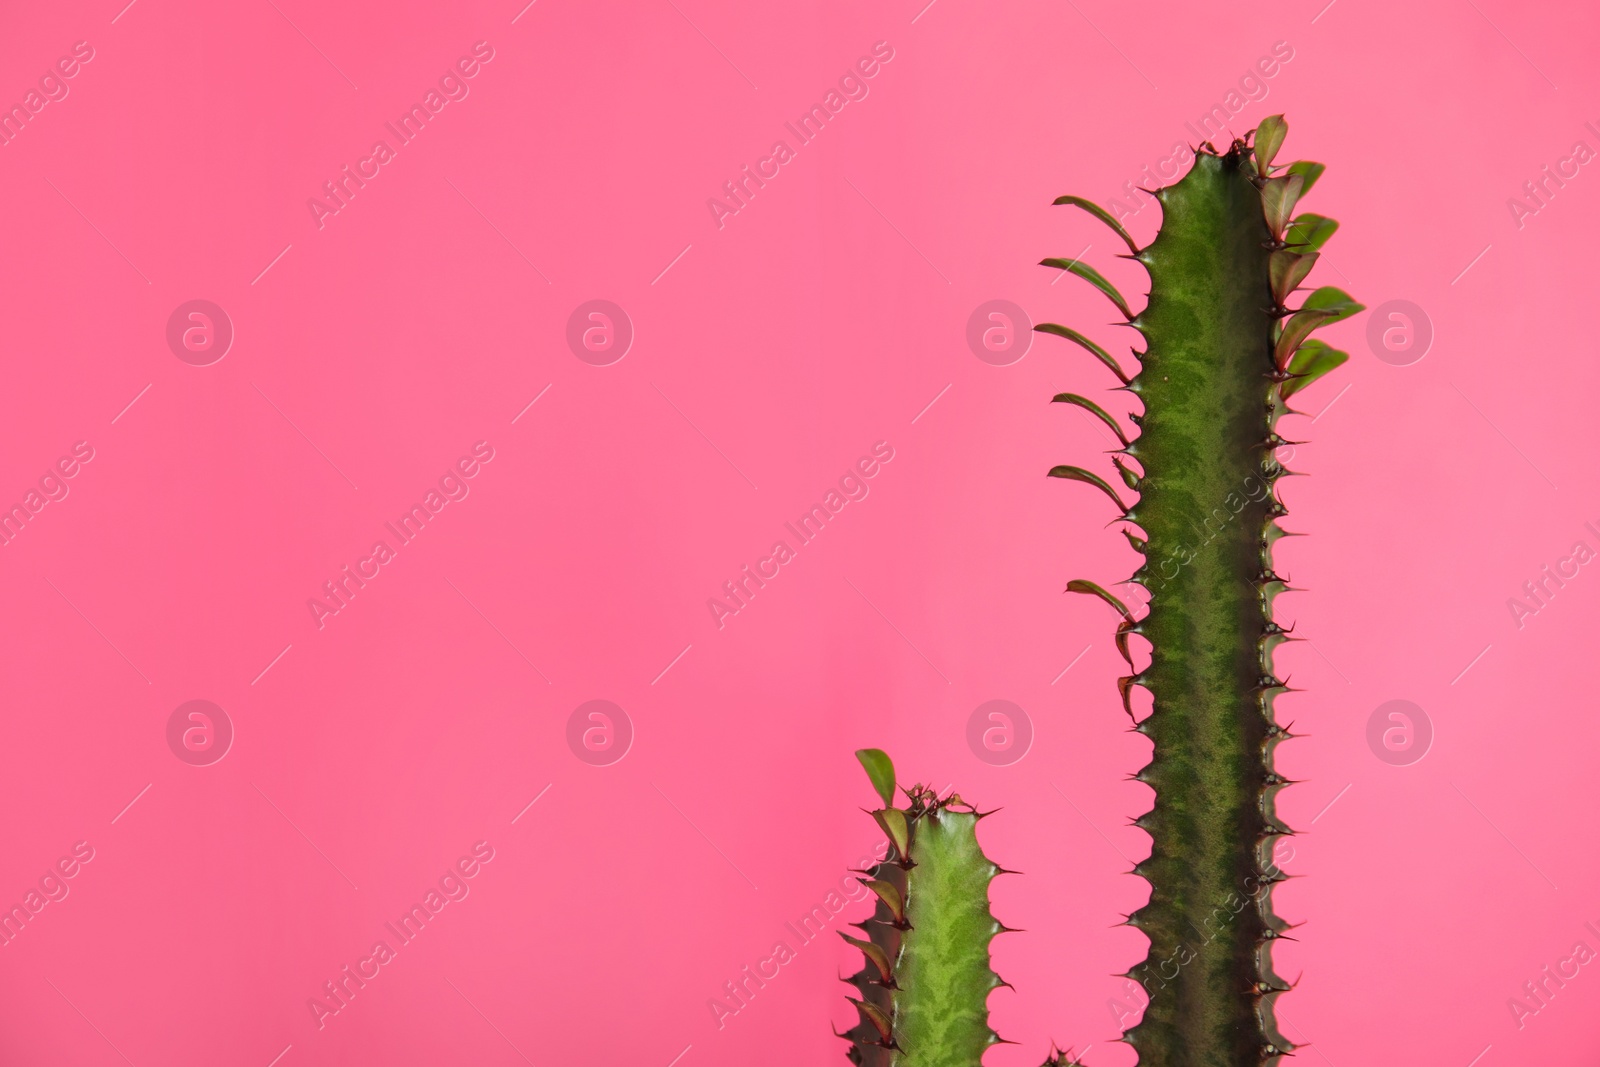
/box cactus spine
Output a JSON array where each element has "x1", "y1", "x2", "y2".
[
  {"x1": 840, "y1": 749, "x2": 1014, "y2": 1067},
  {"x1": 1039, "y1": 117, "x2": 1360, "y2": 1065}
]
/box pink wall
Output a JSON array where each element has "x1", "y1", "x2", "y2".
[{"x1": 1, "y1": 0, "x2": 1597, "y2": 1063}]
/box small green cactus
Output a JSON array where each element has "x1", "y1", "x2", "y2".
[
  {"x1": 839, "y1": 749, "x2": 1012, "y2": 1067},
  {"x1": 1039, "y1": 116, "x2": 1359, "y2": 1065}
]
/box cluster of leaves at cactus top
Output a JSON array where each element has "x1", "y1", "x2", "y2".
[
  {"x1": 840, "y1": 749, "x2": 1019, "y2": 1067},
  {"x1": 1038, "y1": 115, "x2": 1361, "y2": 1066}
]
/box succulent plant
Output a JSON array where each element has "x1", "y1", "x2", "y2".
[
  {"x1": 838, "y1": 749, "x2": 1018, "y2": 1067},
  {"x1": 1038, "y1": 115, "x2": 1360, "y2": 1065}
]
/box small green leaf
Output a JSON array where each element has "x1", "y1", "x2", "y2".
[
  {"x1": 1259, "y1": 174, "x2": 1305, "y2": 238},
  {"x1": 1281, "y1": 339, "x2": 1350, "y2": 400},
  {"x1": 859, "y1": 877, "x2": 905, "y2": 923},
  {"x1": 855, "y1": 749, "x2": 896, "y2": 807},
  {"x1": 1050, "y1": 392, "x2": 1130, "y2": 446},
  {"x1": 1274, "y1": 308, "x2": 1338, "y2": 366},
  {"x1": 1065, "y1": 578, "x2": 1134, "y2": 620},
  {"x1": 848, "y1": 997, "x2": 894, "y2": 1040},
  {"x1": 1254, "y1": 114, "x2": 1288, "y2": 173},
  {"x1": 1052, "y1": 194, "x2": 1141, "y2": 254},
  {"x1": 1286, "y1": 160, "x2": 1325, "y2": 197},
  {"x1": 1284, "y1": 213, "x2": 1339, "y2": 252},
  {"x1": 1033, "y1": 323, "x2": 1132, "y2": 384},
  {"x1": 1047, "y1": 465, "x2": 1129, "y2": 512},
  {"x1": 1298, "y1": 285, "x2": 1365, "y2": 325},
  {"x1": 872, "y1": 808, "x2": 910, "y2": 860},
  {"x1": 1269, "y1": 250, "x2": 1319, "y2": 305},
  {"x1": 1039, "y1": 257, "x2": 1135, "y2": 320},
  {"x1": 839, "y1": 931, "x2": 895, "y2": 982}
]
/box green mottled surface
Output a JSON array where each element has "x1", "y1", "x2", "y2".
[
  {"x1": 893, "y1": 810, "x2": 1003, "y2": 1067},
  {"x1": 1120, "y1": 148, "x2": 1291, "y2": 1065},
  {"x1": 844, "y1": 796, "x2": 1002, "y2": 1067}
]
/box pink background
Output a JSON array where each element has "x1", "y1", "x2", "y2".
[{"x1": 1, "y1": 0, "x2": 1597, "y2": 1063}]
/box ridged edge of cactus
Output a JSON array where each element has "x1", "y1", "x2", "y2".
[
  {"x1": 1037, "y1": 117, "x2": 1360, "y2": 1065},
  {"x1": 839, "y1": 749, "x2": 1021, "y2": 1067}
]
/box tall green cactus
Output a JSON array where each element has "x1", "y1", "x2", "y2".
[
  {"x1": 1039, "y1": 117, "x2": 1359, "y2": 1065},
  {"x1": 839, "y1": 749, "x2": 1020, "y2": 1067}
]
